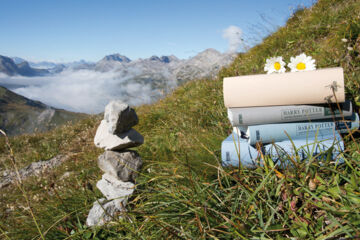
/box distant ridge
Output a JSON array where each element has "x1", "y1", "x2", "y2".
[
  {"x1": 102, "y1": 54, "x2": 131, "y2": 63},
  {"x1": 4, "y1": 49, "x2": 236, "y2": 82},
  {"x1": 0, "y1": 55, "x2": 49, "y2": 76},
  {"x1": 0, "y1": 55, "x2": 20, "y2": 76},
  {"x1": 0, "y1": 86, "x2": 86, "y2": 135}
]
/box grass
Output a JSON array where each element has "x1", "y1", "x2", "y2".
[{"x1": 1, "y1": 0, "x2": 360, "y2": 238}]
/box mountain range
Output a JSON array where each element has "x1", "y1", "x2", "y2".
[
  {"x1": 0, "y1": 48, "x2": 236, "y2": 134},
  {"x1": 1, "y1": 48, "x2": 236, "y2": 83},
  {"x1": 90, "y1": 49, "x2": 236, "y2": 95}
]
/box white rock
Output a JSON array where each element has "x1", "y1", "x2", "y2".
[
  {"x1": 96, "y1": 173, "x2": 135, "y2": 200},
  {"x1": 104, "y1": 100, "x2": 139, "y2": 135},
  {"x1": 94, "y1": 120, "x2": 144, "y2": 150},
  {"x1": 59, "y1": 171, "x2": 73, "y2": 180},
  {"x1": 86, "y1": 198, "x2": 126, "y2": 226}
]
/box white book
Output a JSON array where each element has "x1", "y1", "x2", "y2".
[
  {"x1": 242, "y1": 113, "x2": 359, "y2": 145},
  {"x1": 227, "y1": 101, "x2": 352, "y2": 126}
]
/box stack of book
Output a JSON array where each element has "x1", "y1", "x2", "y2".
[{"x1": 221, "y1": 67, "x2": 359, "y2": 167}]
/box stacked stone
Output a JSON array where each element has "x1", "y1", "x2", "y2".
[{"x1": 86, "y1": 100, "x2": 144, "y2": 226}]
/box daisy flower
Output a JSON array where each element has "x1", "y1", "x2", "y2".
[
  {"x1": 264, "y1": 56, "x2": 286, "y2": 74},
  {"x1": 288, "y1": 53, "x2": 316, "y2": 72}
]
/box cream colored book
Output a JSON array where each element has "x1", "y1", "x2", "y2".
[{"x1": 223, "y1": 67, "x2": 345, "y2": 108}]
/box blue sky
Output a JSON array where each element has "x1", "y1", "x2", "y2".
[{"x1": 0, "y1": 0, "x2": 316, "y2": 62}]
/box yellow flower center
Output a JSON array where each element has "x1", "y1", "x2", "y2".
[
  {"x1": 296, "y1": 62, "x2": 306, "y2": 70},
  {"x1": 274, "y1": 62, "x2": 281, "y2": 71}
]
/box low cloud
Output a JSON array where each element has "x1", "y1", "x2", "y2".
[
  {"x1": 222, "y1": 25, "x2": 243, "y2": 53},
  {"x1": 0, "y1": 69, "x2": 163, "y2": 114}
]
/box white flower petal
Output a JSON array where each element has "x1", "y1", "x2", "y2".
[
  {"x1": 288, "y1": 53, "x2": 316, "y2": 72},
  {"x1": 264, "y1": 56, "x2": 286, "y2": 74}
]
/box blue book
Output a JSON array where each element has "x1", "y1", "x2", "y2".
[
  {"x1": 221, "y1": 132, "x2": 259, "y2": 168},
  {"x1": 240, "y1": 113, "x2": 359, "y2": 146},
  {"x1": 265, "y1": 133, "x2": 344, "y2": 165},
  {"x1": 221, "y1": 132, "x2": 344, "y2": 167}
]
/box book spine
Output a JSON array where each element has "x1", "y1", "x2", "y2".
[
  {"x1": 228, "y1": 101, "x2": 352, "y2": 126},
  {"x1": 245, "y1": 113, "x2": 359, "y2": 145},
  {"x1": 335, "y1": 112, "x2": 359, "y2": 131}
]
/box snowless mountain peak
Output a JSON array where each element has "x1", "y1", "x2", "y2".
[
  {"x1": 160, "y1": 56, "x2": 180, "y2": 63},
  {"x1": 102, "y1": 54, "x2": 131, "y2": 63},
  {"x1": 149, "y1": 55, "x2": 161, "y2": 61},
  {"x1": 147, "y1": 55, "x2": 177, "y2": 63},
  {"x1": 0, "y1": 55, "x2": 19, "y2": 76},
  {"x1": 12, "y1": 57, "x2": 27, "y2": 64},
  {"x1": 193, "y1": 48, "x2": 223, "y2": 59},
  {"x1": 199, "y1": 48, "x2": 221, "y2": 54}
]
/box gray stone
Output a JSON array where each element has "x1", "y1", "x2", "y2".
[
  {"x1": 0, "y1": 155, "x2": 70, "y2": 189},
  {"x1": 96, "y1": 173, "x2": 135, "y2": 200},
  {"x1": 86, "y1": 198, "x2": 126, "y2": 226},
  {"x1": 104, "y1": 100, "x2": 138, "y2": 135},
  {"x1": 98, "y1": 150, "x2": 142, "y2": 182},
  {"x1": 94, "y1": 120, "x2": 144, "y2": 150}
]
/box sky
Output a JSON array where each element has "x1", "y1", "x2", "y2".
[{"x1": 0, "y1": 0, "x2": 316, "y2": 62}]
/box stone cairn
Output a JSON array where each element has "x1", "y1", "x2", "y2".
[{"x1": 86, "y1": 100, "x2": 144, "y2": 226}]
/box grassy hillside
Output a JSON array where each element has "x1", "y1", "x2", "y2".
[
  {"x1": 1, "y1": 0, "x2": 360, "y2": 239},
  {"x1": 0, "y1": 86, "x2": 87, "y2": 135}
]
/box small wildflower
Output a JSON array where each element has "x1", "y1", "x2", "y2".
[
  {"x1": 288, "y1": 53, "x2": 316, "y2": 72},
  {"x1": 264, "y1": 56, "x2": 286, "y2": 74},
  {"x1": 341, "y1": 38, "x2": 348, "y2": 43}
]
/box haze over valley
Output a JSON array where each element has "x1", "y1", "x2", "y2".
[{"x1": 0, "y1": 49, "x2": 236, "y2": 114}]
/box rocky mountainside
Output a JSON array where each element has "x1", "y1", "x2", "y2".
[
  {"x1": 0, "y1": 55, "x2": 49, "y2": 76},
  {"x1": 6, "y1": 48, "x2": 236, "y2": 83},
  {"x1": 0, "y1": 56, "x2": 19, "y2": 76},
  {"x1": 89, "y1": 49, "x2": 236, "y2": 100},
  {"x1": 93, "y1": 49, "x2": 236, "y2": 83},
  {"x1": 0, "y1": 86, "x2": 86, "y2": 135},
  {"x1": 173, "y1": 48, "x2": 236, "y2": 83},
  {"x1": 12, "y1": 57, "x2": 93, "y2": 70},
  {"x1": 102, "y1": 54, "x2": 131, "y2": 63}
]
